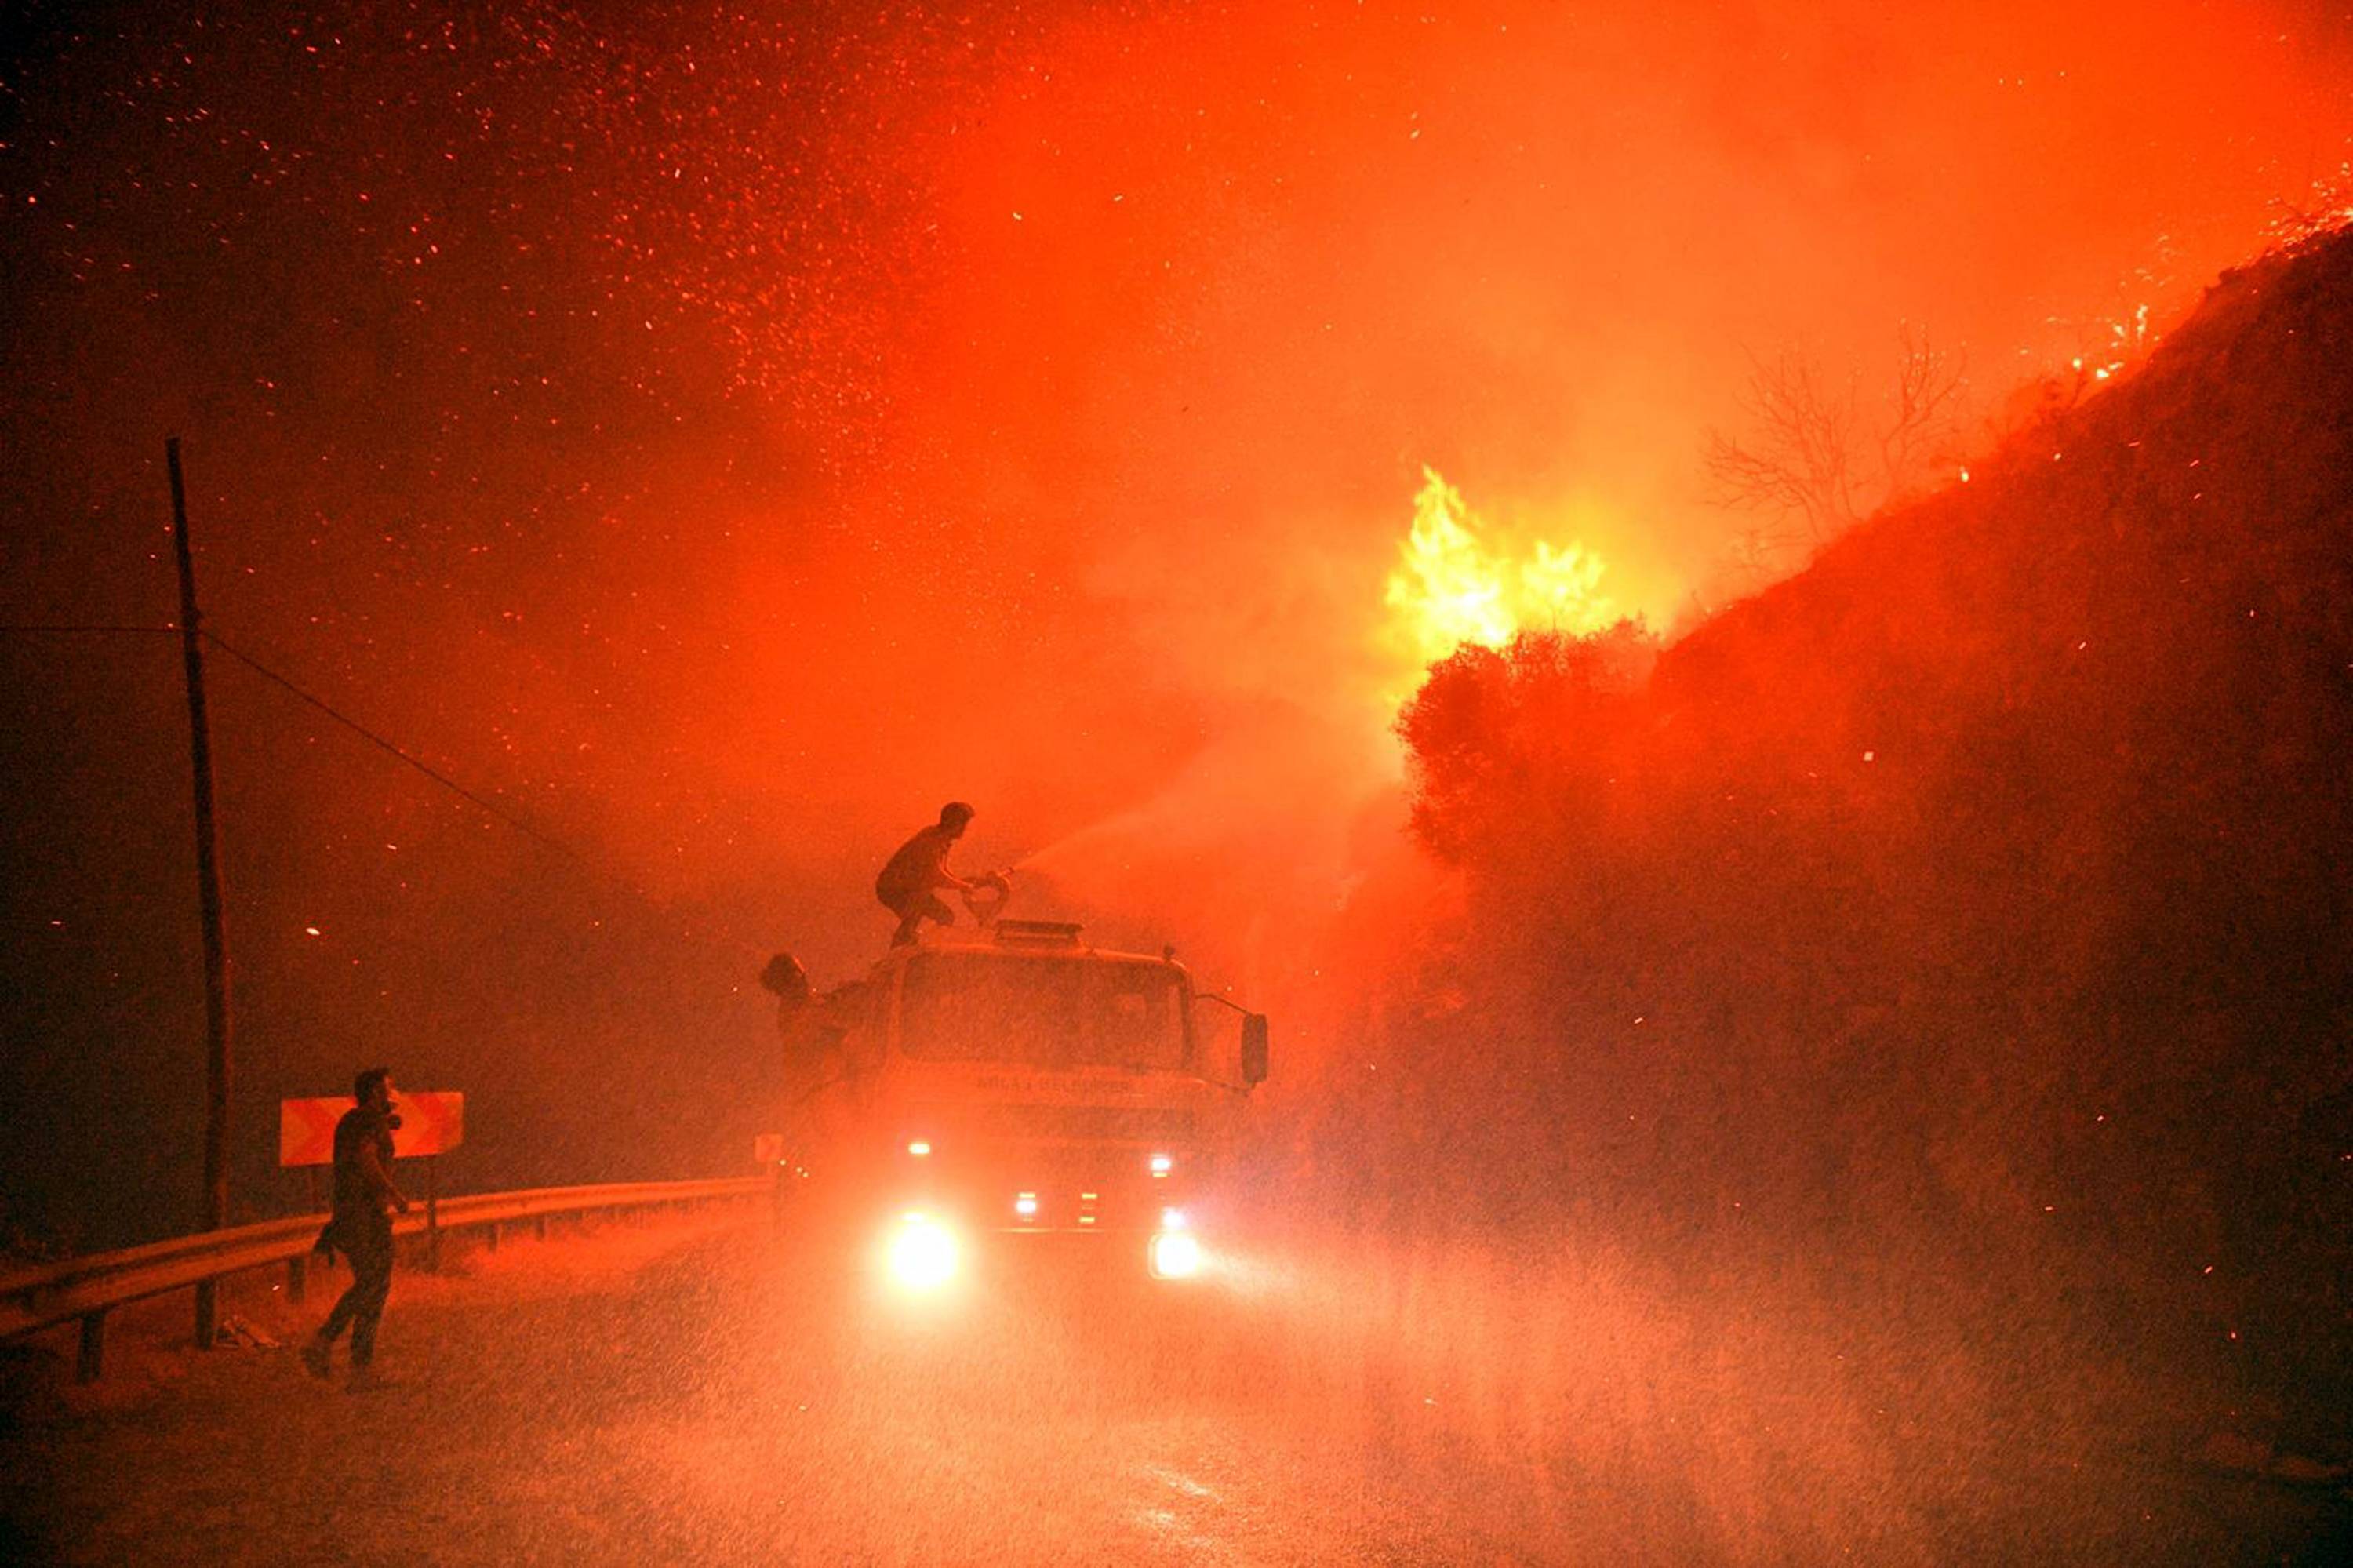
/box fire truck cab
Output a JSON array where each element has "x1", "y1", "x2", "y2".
[{"x1": 782, "y1": 919, "x2": 1269, "y2": 1291}]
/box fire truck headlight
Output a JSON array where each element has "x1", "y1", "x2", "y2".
[
  {"x1": 886, "y1": 1213, "x2": 959, "y2": 1291},
  {"x1": 1148, "y1": 1230, "x2": 1202, "y2": 1280}
]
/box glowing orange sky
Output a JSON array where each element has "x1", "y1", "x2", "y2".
[
  {"x1": 675, "y1": 0, "x2": 2349, "y2": 961},
  {"x1": 0, "y1": 0, "x2": 2349, "y2": 1249},
  {"x1": 3, "y1": 0, "x2": 2349, "y2": 982}
]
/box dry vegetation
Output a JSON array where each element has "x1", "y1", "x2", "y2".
[{"x1": 1329, "y1": 228, "x2": 2353, "y2": 1471}]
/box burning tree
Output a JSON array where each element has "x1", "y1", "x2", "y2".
[
  {"x1": 1395, "y1": 622, "x2": 1659, "y2": 865},
  {"x1": 1382, "y1": 468, "x2": 1618, "y2": 678}
]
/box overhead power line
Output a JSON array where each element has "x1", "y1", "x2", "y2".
[
  {"x1": 5, "y1": 614, "x2": 773, "y2": 965},
  {"x1": 199, "y1": 628, "x2": 595, "y2": 870},
  {"x1": 7, "y1": 620, "x2": 588, "y2": 864},
  {"x1": 197, "y1": 628, "x2": 769, "y2": 964},
  {"x1": 0, "y1": 624, "x2": 180, "y2": 635}
]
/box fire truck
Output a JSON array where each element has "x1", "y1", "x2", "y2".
[{"x1": 773, "y1": 917, "x2": 1270, "y2": 1293}]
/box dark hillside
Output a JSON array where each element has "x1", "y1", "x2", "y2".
[{"x1": 1382, "y1": 227, "x2": 2353, "y2": 1448}]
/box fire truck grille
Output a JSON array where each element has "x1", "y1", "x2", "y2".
[{"x1": 996, "y1": 1104, "x2": 1196, "y2": 1143}]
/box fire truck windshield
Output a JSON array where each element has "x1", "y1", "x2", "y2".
[{"x1": 899, "y1": 952, "x2": 1188, "y2": 1071}]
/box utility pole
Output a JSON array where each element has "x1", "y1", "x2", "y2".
[{"x1": 168, "y1": 437, "x2": 234, "y2": 1350}]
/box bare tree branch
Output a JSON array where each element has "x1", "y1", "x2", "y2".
[
  {"x1": 1878, "y1": 323, "x2": 1966, "y2": 505},
  {"x1": 1704, "y1": 328, "x2": 1968, "y2": 577}
]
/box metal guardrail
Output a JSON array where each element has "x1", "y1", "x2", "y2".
[{"x1": 0, "y1": 1175, "x2": 771, "y2": 1382}]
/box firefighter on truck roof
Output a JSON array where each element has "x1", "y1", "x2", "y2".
[{"x1": 875, "y1": 800, "x2": 983, "y2": 947}]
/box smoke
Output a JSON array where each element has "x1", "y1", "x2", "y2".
[
  {"x1": 673, "y1": 0, "x2": 2352, "y2": 971},
  {"x1": 2, "y1": 0, "x2": 2350, "y2": 1239}
]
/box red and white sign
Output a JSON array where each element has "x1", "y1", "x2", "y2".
[{"x1": 279, "y1": 1091, "x2": 465, "y2": 1167}]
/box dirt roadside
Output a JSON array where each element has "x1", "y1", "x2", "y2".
[{"x1": 0, "y1": 1206, "x2": 758, "y2": 1563}]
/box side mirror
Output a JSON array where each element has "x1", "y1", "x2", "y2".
[{"x1": 1240, "y1": 1014, "x2": 1270, "y2": 1086}]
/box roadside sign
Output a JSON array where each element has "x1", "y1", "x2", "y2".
[{"x1": 279, "y1": 1091, "x2": 465, "y2": 1166}]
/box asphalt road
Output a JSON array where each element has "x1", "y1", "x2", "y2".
[{"x1": 4, "y1": 1209, "x2": 2347, "y2": 1565}]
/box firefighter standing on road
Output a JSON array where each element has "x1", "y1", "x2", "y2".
[
  {"x1": 876, "y1": 801, "x2": 982, "y2": 947},
  {"x1": 304, "y1": 1067, "x2": 411, "y2": 1388}
]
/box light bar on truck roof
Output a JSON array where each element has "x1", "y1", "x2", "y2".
[{"x1": 992, "y1": 919, "x2": 1085, "y2": 949}]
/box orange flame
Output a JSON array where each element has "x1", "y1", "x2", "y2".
[{"x1": 1384, "y1": 467, "x2": 1616, "y2": 673}]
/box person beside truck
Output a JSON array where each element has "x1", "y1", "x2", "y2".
[{"x1": 303, "y1": 1067, "x2": 411, "y2": 1389}]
